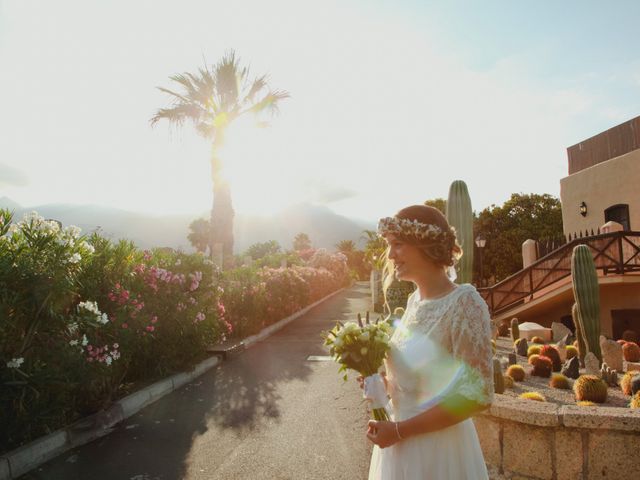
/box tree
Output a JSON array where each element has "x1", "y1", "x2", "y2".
[
  {"x1": 362, "y1": 230, "x2": 387, "y2": 271},
  {"x1": 293, "y1": 233, "x2": 312, "y2": 251},
  {"x1": 424, "y1": 198, "x2": 446, "y2": 215},
  {"x1": 474, "y1": 193, "x2": 563, "y2": 284},
  {"x1": 187, "y1": 218, "x2": 212, "y2": 254},
  {"x1": 151, "y1": 51, "x2": 289, "y2": 269},
  {"x1": 335, "y1": 240, "x2": 356, "y2": 253},
  {"x1": 244, "y1": 240, "x2": 281, "y2": 260}
]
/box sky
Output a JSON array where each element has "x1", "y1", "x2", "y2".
[{"x1": 1, "y1": 0, "x2": 639, "y2": 223}]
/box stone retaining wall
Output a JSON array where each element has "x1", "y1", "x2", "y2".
[{"x1": 473, "y1": 396, "x2": 640, "y2": 479}]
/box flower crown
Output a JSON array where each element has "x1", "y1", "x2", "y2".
[{"x1": 377, "y1": 217, "x2": 454, "y2": 241}]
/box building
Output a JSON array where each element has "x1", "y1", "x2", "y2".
[{"x1": 480, "y1": 115, "x2": 640, "y2": 339}]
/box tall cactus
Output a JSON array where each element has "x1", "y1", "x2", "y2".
[
  {"x1": 571, "y1": 245, "x2": 602, "y2": 363},
  {"x1": 510, "y1": 318, "x2": 520, "y2": 342},
  {"x1": 446, "y1": 180, "x2": 473, "y2": 284},
  {"x1": 572, "y1": 303, "x2": 587, "y2": 365}
]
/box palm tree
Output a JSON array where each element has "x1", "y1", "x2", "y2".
[
  {"x1": 335, "y1": 240, "x2": 356, "y2": 253},
  {"x1": 151, "y1": 50, "x2": 289, "y2": 268}
]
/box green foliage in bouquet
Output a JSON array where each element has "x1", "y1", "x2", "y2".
[{"x1": 323, "y1": 312, "x2": 393, "y2": 421}]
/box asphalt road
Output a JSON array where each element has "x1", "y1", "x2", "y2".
[{"x1": 24, "y1": 282, "x2": 374, "y2": 480}]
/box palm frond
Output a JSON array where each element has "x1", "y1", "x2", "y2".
[
  {"x1": 156, "y1": 86, "x2": 190, "y2": 105},
  {"x1": 242, "y1": 90, "x2": 290, "y2": 116},
  {"x1": 215, "y1": 51, "x2": 241, "y2": 111},
  {"x1": 150, "y1": 103, "x2": 204, "y2": 127},
  {"x1": 240, "y1": 74, "x2": 268, "y2": 107}
]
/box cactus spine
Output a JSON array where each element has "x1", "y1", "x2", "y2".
[
  {"x1": 510, "y1": 318, "x2": 519, "y2": 342},
  {"x1": 571, "y1": 245, "x2": 602, "y2": 363},
  {"x1": 573, "y1": 375, "x2": 608, "y2": 403},
  {"x1": 446, "y1": 180, "x2": 473, "y2": 284}
]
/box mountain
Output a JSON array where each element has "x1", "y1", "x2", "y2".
[{"x1": 0, "y1": 197, "x2": 374, "y2": 253}]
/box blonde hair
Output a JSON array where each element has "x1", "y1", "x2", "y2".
[{"x1": 379, "y1": 205, "x2": 462, "y2": 312}]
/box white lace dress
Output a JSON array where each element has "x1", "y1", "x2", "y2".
[{"x1": 368, "y1": 284, "x2": 494, "y2": 480}]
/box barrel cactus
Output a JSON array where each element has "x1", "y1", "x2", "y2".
[
  {"x1": 631, "y1": 392, "x2": 640, "y2": 409},
  {"x1": 573, "y1": 375, "x2": 607, "y2": 403},
  {"x1": 527, "y1": 345, "x2": 541, "y2": 357},
  {"x1": 549, "y1": 373, "x2": 570, "y2": 389},
  {"x1": 622, "y1": 342, "x2": 640, "y2": 362},
  {"x1": 445, "y1": 180, "x2": 473, "y2": 284},
  {"x1": 510, "y1": 318, "x2": 520, "y2": 342},
  {"x1": 621, "y1": 371, "x2": 640, "y2": 396},
  {"x1": 571, "y1": 245, "x2": 602, "y2": 363},
  {"x1": 519, "y1": 392, "x2": 546, "y2": 402},
  {"x1": 506, "y1": 364, "x2": 525, "y2": 381},
  {"x1": 531, "y1": 356, "x2": 553, "y2": 378},
  {"x1": 565, "y1": 345, "x2": 578, "y2": 360},
  {"x1": 539, "y1": 345, "x2": 561, "y2": 372},
  {"x1": 503, "y1": 375, "x2": 514, "y2": 389},
  {"x1": 531, "y1": 336, "x2": 546, "y2": 345}
]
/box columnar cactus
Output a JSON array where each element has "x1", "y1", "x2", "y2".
[
  {"x1": 572, "y1": 303, "x2": 587, "y2": 364},
  {"x1": 446, "y1": 180, "x2": 473, "y2": 284},
  {"x1": 510, "y1": 318, "x2": 520, "y2": 342},
  {"x1": 493, "y1": 358, "x2": 505, "y2": 394},
  {"x1": 573, "y1": 374, "x2": 608, "y2": 403},
  {"x1": 571, "y1": 245, "x2": 602, "y2": 363}
]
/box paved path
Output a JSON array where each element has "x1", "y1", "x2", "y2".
[{"x1": 23, "y1": 282, "x2": 374, "y2": 480}]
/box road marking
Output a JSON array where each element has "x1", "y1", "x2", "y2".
[{"x1": 306, "y1": 355, "x2": 332, "y2": 361}]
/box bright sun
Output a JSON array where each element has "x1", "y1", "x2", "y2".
[{"x1": 217, "y1": 118, "x2": 294, "y2": 217}]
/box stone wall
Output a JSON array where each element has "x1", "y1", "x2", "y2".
[{"x1": 473, "y1": 396, "x2": 640, "y2": 479}]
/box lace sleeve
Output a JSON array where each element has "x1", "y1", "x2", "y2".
[{"x1": 447, "y1": 289, "x2": 494, "y2": 406}]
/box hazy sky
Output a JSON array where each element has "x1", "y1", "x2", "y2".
[{"x1": 1, "y1": 0, "x2": 639, "y2": 222}]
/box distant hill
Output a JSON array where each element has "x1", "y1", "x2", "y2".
[{"x1": 0, "y1": 197, "x2": 374, "y2": 253}]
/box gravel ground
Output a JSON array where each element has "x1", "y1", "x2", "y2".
[{"x1": 494, "y1": 336, "x2": 634, "y2": 408}]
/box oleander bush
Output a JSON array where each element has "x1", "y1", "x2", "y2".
[{"x1": 1, "y1": 210, "x2": 350, "y2": 453}]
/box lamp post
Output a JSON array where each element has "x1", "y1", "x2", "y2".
[{"x1": 475, "y1": 234, "x2": 486, "y2": 287}]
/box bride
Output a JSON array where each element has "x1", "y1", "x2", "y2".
[{"x1": 365, "y1": 204, "x2": 494, "y2": 480}]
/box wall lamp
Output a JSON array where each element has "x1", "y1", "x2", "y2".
[{"x1": 579, "y1": 202, "x2": 587, "y2": 217}]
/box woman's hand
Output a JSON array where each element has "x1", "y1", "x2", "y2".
[{"x1": 366, "y1": 420, "x2": 401, "y2": 448}]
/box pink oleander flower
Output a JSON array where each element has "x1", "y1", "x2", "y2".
[
  {"x1": 146, "y1": 325, "x2": 155, "y2": 332},
  {"x1": 87, "y1": 345, "x2": 93, "y2": 351},
  {"x1": 143, "y1": 250, "x2": 152, "y2": 261},
  {"x1": 113, "y1": 343, "x2": 119, "y2": 349},
  {"x1": 122, "y1": 323, "x2": 128, "y2": 329},
  {"x1": 151, "y1": 316, "x2": 158, "y2": 324},
  {"x1": 195, "y1": 312, "x2": 205, "y2": 323}
]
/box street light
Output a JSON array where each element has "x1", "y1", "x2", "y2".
[{"x1": 475, "y1": 234, "x2": 486, "y2": 287}]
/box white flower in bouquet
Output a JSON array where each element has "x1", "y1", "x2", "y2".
[{"x1": 323, "y1": 311, "x2": 393, "y2": 420}]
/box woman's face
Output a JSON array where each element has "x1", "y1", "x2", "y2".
[{"x1": 385, "y1": 233, "x2": 433, "y2": 282}]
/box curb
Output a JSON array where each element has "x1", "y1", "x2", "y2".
[
  {"x1": 241, "y1": 286, "x2": 347, "y2": 348},
  {"x1": 0, "y1": 285, "x2": 350, "y2": 479}
]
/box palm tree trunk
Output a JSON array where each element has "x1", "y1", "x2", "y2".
[{"x1": 210, "y1": 137, "x2": 235, "y2": 270}]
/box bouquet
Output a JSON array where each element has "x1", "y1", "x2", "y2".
[{"x1": 323, "y1": 312, "x2": 393, "y2": 420}]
